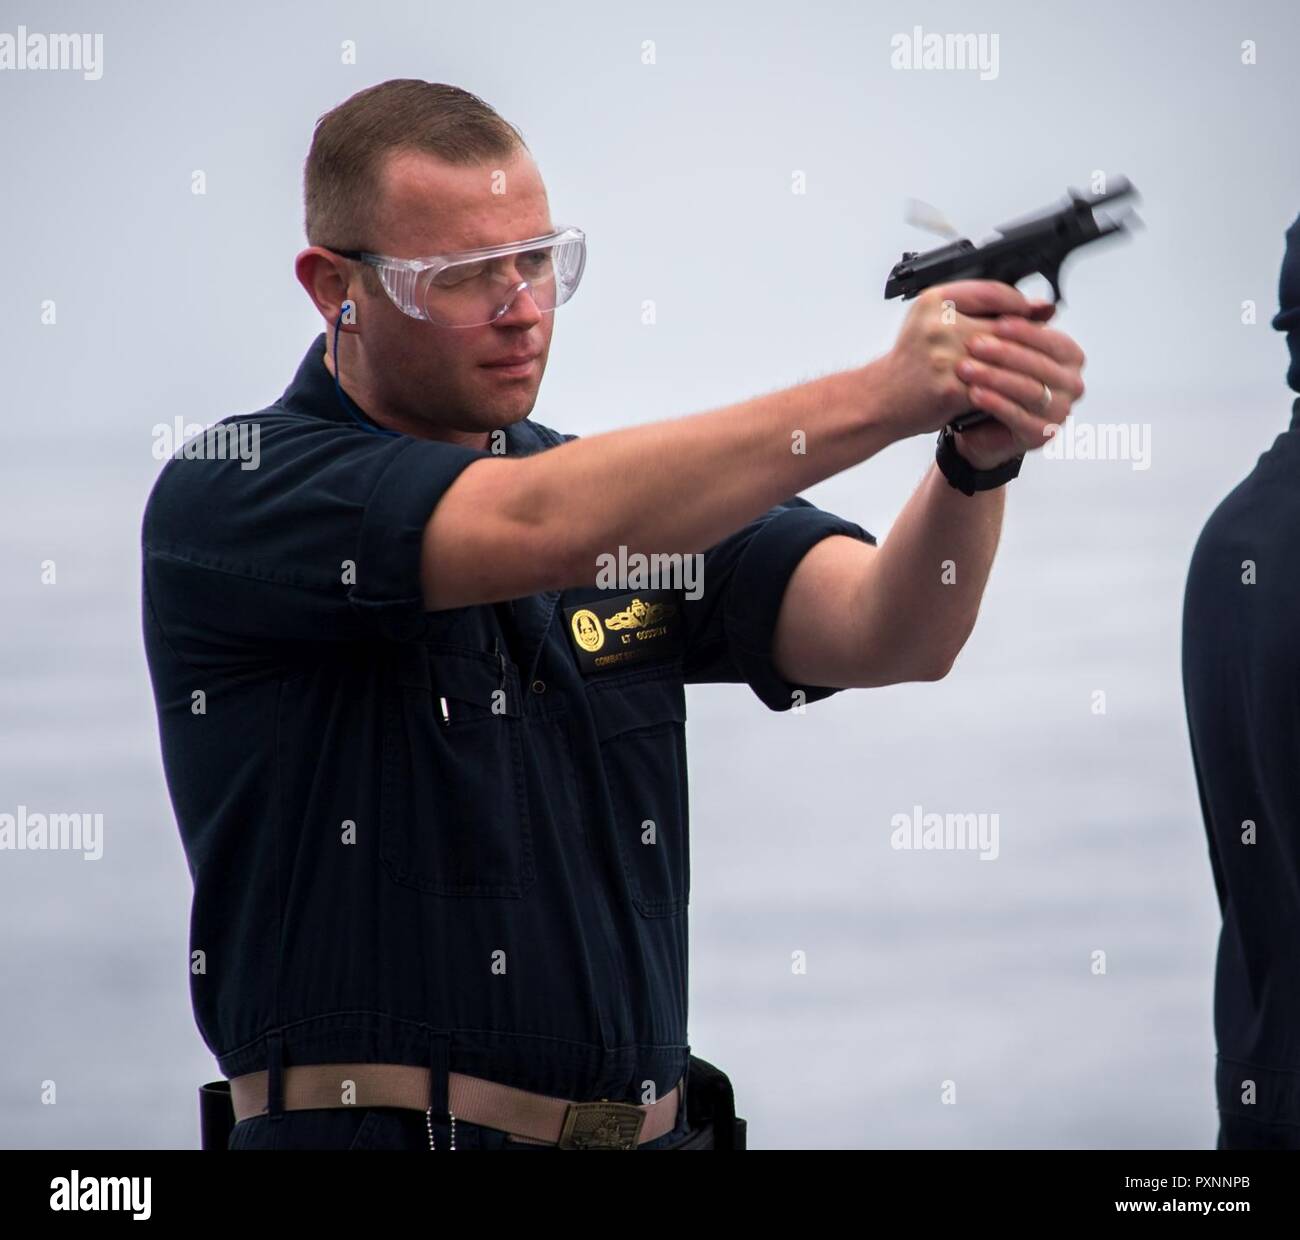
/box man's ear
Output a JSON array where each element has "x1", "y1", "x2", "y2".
[{"x1": 295, "y1": 247, "x2": 358, "y2": 330}]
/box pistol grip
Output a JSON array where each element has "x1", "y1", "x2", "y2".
[{"x1": 950, "y1": 409, "x2": 993, "y2": 431}]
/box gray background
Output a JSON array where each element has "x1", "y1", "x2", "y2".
[{"x1": 1, "y1": 0, "x2": 1297, "y2": 1148}]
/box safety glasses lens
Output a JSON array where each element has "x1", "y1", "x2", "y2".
[{"x1": 420, "y1": 238, "x2": 585, "y2": 326}]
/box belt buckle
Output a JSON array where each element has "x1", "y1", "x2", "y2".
[{"x1": 558, "y1": 1099, "x2": 646, "y2": 1150}]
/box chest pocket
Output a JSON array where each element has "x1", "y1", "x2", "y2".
[
  {"x1": 381, "y1": 644, "x2": 533, "y2": 898},
  {"x1": 587, "y1": 672, "x2": 689, "y2": 917}
]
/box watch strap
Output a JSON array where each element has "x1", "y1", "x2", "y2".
[{"x1": 935, "y1": 423, "x2": 1024, "y2": 496}]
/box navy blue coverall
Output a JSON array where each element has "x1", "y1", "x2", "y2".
[{"x1": 142, "y1": 334, "x2": 874, "y2": 1148}]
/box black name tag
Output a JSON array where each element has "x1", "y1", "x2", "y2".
[{"x1": 563, "y1": 590, "x2": 684, "y2": 675}]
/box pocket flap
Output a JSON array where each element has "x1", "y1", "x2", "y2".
[
  {"x1": 390, "y1": 645, "x2": 519, "y2": 717},
  {"x1": 588, "y1": 674, "x2": 686, "y2": 741}
]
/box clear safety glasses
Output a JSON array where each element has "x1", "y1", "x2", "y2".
[{"x1": 328, "y1": 226, "x2": 586, "y2": 328}]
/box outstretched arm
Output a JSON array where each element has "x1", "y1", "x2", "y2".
[{"x1": 772, "y1": 312, "x2": 1086, "y2": 688}]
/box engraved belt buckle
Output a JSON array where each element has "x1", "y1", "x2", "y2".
[{"x1": 557, "y1": 1099, "x2": 646, "y2": 1150}]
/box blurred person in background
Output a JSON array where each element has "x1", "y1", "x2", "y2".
[{"x1": 1183, "y1": 212, "x2": 1300, "y2": 1151}]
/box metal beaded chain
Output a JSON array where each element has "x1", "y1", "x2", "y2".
[{"x1": 425, "y1": 1106, "x2": 456, "y2": 1150}]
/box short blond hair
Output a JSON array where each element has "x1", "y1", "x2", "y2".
[{"x1": 304, "y1": 79, "x2": 527, "y2": 289}]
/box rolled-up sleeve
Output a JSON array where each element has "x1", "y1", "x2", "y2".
[
  {"x1": 682, "y1": 498, "x2": 876, "y2": 711},
  {"x1": 142, "y1": 415, "x2": 486, "y2": 656}
]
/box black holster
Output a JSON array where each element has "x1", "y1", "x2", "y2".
[
  {"x1": 199, "y1": 1080, "x2": 235, "y2": 1150},
  {"x1": 676, "y1": 1054, "x2": 748, "y2": 1149}
]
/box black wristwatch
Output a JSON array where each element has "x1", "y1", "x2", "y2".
[{"x1": 935, "y1": 424, "x2": 1024, "y2": 496}]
